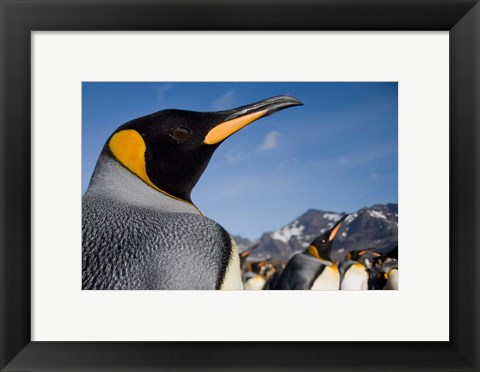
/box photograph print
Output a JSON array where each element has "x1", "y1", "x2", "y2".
[{"x1": 82, "y1": 82, "x2": 398, "y2": 290}]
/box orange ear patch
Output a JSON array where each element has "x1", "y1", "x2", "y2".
[
  {"x1": 109, "y1": 129, "x2": 202, "y2": 214},
  {"x1": 109, "y1": 129, "x2": 153, "y2": 187},
  {"x1": 307, "y1": 245, "x2": 321, "y2": 259}
]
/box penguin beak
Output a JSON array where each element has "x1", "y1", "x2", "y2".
[
  {"x1": 358, "y1": 249, "x2": 381, "y2": 257},
  {"x1": 240, "y1": 243, "x2": 259, "y2": 258},
  {"x1": 328, "y1": 215, "x2": 348, "y2": 242},
  {"x1": 204, "y1": 95, "x2": 303, "y2": 145}
]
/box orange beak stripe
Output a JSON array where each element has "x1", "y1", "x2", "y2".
[
  {"x1": 204, "y1": 110, "x2": 267, "y2": 145},
  {"x1": 328, "y1": 221, "x2": 343, "y2": 241}
]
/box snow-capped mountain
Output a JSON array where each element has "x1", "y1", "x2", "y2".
[{"x1": 236, "y1": 204, "x2": 398, "y2": 262}]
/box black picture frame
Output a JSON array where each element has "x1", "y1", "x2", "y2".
[{"x1": 1, "y1": 0, "x2": 479, "y2": 371}]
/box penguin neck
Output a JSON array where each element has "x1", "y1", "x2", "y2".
[{"x1": 85, "y1": 153, "x2": 202, "y2": 215}]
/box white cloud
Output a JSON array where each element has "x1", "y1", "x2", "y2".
[
  {"x1": 212, "y1": 90, "x2": 238, "y2": 111},
  {"x1": 259, "y1": 131, "x2": 280, "y2": 151}
]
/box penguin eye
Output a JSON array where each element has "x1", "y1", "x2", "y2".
[{"x1": 170, "y1": 127, "x2": 191, "y2": 142}]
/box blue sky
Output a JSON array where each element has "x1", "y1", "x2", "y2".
[{"x1": 83, "y1": 82, "x2": 397, "y2": 239}]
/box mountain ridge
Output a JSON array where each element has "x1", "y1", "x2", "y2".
[{"x1": 233, "y1": 203, "x2": 398, "y2": 262}]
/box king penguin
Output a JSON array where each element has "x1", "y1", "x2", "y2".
[
  {"x1": 381, "y1": 260, "x2": 399, "y2": 290},
  {"x1": 272, "y1": 216, "x2": 347, "y2": 290},
  {"x1": 339, "y1": 260, "x2": 369, "y2": 290},
  {"x1": 239, "y1": 243, "x2": 259, "y2": 268},
  {"x1": 243, "y1": 273, "x2": 267, "y2": 291},
  {"x1": 82, "y1": 96, "x2": 303, "y2": 290},
  {"x1": 339, "y1": 248, "x2": 379, "y2": 290}
]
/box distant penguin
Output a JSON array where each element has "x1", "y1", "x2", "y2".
[
  {"x1": 382, "y1": 260, "x2": 399, "y2": 290},
  {"x1": 368, "y1": 265, "x2": 387, "y2": 290},
  {"x1": 243, "y1": 272, "x2": 267, "y2": 291},
  {"x1": 239, "y1": 243, "x2": 260, "y2": 268},
  {"x1": 339, "y1": 260, "x2": 369, "y2": 290},
  {"x1": 263, "y1": 264, "x2": 284, "y2": 290},
  {"x1": 347, "y1": 248, "x2": 381, "y2": 263},
  {"x1": 82, "y1": 96, "x2": 303, "y2": 290},
  {"x1": 272, "y1": 216, "x2": 347, "y2": 290}
]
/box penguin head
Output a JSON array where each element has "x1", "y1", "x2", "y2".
[
  {"x1": 347, "y1": 248, "x2": 381, "y2": 261},
  {"x1": 307, "y1": 215, "x2": 347, "y2": 265},
  {"x1": 239, "y1": 243, "x2": 259, "y2": 267},
  {"x1": 105, "y1": 95, "x2": 302, "y2": 203},
  {"x1": 382, "y1": 259, "x2": 398, "y2": 275}
]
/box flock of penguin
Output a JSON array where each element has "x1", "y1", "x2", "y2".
[
  {"x1": 82, "y1": 95, "x2": 398, "y2": 290},
  {"x1": 241, "y1": 217, "x2": 398, "y2": 290}
]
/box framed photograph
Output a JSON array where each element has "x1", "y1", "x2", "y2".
[
  {"x1": 80, "y1": 81, "x2": 398, "y2": 293},
  {"x1": 1, "y1": 0, "x2": 479, "y2": 371}
]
